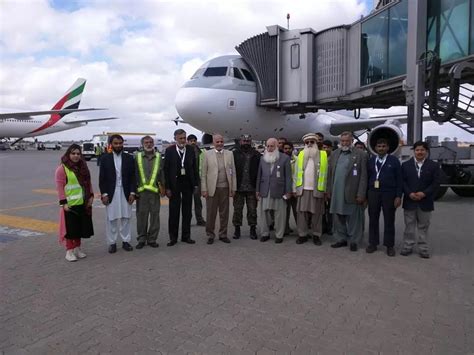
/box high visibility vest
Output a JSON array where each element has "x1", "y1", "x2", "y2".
[
  {"x1": 199, "y1": 148, "x2": 205, "y2": 176},
  {"x1": 63, "y1": 165, "x2": 84, "y2": 206},
  {"x1": 295, "y1": 150, "x2": 328, "y2": 192},
  {"x1": 137, "y1": 152, "x2": 161, "y2": 193}
]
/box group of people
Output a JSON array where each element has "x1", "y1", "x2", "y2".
[{"x1": 55, "y1": 129, "x2": 440, "y2": 262}]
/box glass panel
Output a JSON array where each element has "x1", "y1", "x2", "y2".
[
  {"x1": 203, "y1": 67, "x2": 228, "y2": 77},
  {"x1": 241, "y1": 69, "x2": 255, "y2": 82},
  {"x1": 231, "y1": 67, "x2": 244, "y2": 80},
  {"x1": 361, "y1": 9, "x2": 389, "y2": 85},
  {"x1": 388, "y1": 0, "x2": 408, "y2": 78},
  {"x1": 291, "y1": 44, "x2": 300, "y2": 69},
  {"x1": 190, "y1": 68, "x2": 204, "y2": 79},
  {"x1": 427, "y1": 0, "x2": 470, "y2": 62}
]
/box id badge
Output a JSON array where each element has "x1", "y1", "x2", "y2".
[
  {"x1": 181, "y1": 168, "x2": 186, "y2": 176},
  {"x1": 276, "y1": 171, "x2": 281, "y2": 178},
  {"x1": 353, "y1": 169, "x2": 358, "y2": 176},
  {"x1": 374, "y1": 180, "x2": 380, "y2": 189}
]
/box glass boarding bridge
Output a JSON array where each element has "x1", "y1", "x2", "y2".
[{"x1": 236, "y1": 0, "x2": 474, "y2": 133}]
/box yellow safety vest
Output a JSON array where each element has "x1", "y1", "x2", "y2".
[
  {"x1": 199, "y1": 148, "x2": 205, "y2": 176},
  {"x1": 295, "y1": 150, "x2": 328, "y2": 192},
  {"x1": 63, "y1": 165, "x2": 84, "y2": 206},
  {"x1": 137, "y1": 152, "x2": 161, "y2": 193}
]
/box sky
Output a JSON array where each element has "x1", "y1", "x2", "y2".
[{"x1": 0, "y1": 0, "x2": 472, "y2": 142}]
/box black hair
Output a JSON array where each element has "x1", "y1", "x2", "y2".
[
  {"x1": 315, "y1": 132, "x2": 324, "y2": 139},
  {"x1": 283, "y1": 141, "x2": 294, "y2": 149},
  {"x1": 109, "y1": 134, "x2": 123, "y2": 144},
  {"x1": 376, "y1": 138, "x2": 389, "y2": 146},
  {"x1": 413, "y1": 141, "x2": 430, "y2": 150},
  {"x1": 174, "y1": 129, "x2": 186, "y2": 137},
  {"x1": 322, "y1": 140, "x2": 333, "y2": 147},
  {"x1": 187, "y1": 134, "x2": 197, "y2": 141}
]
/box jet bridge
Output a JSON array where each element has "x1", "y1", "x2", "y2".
[{"x1": 235, "y1": 0, "x2": 474, "y2": 137}]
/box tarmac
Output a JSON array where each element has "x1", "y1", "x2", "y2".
[{"x1": 0, "y1": 149, "x2": 473, "y2": 354}]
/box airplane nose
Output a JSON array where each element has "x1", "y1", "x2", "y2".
[{"x1": 175, "y1": 85, "x2": 213, "y2": 124}]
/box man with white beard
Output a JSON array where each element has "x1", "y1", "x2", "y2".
[
  {"x1": 256, "y1": 138, "x2": 292, "y2": 243},
  {"x1": 294, "y1": 133, "x2": 329, "y2": 245}
]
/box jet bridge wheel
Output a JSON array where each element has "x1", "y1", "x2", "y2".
[{"x1": 451, "y1": 168, "x2": 474, "y2": 197}]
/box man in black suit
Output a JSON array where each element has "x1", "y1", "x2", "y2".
[
  {"x1": 99, "y1": 134, "x2": 137, "y2": 253},
  {"x1": 366, "y1": 138, "x2": 402, "y2": 257},
  {"x1": 164, "y1": 129, "x2": 199, "y2": 246},
  {"x1": 400, "y1": 141, "x2": 440, "y2": 258}
]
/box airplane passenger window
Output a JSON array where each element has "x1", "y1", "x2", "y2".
[
  {"x1": 203, "y1": 67, "x2": 228, "y2": 77},
  {"x1": 241, "y1": 69, "x2": 255, "y2": 82},
  {"x1": 231, "y1": 67, "x2": 244, "y2": 80}
]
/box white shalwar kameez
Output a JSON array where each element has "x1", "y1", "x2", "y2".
[{"x1": 105, "y1": 152, "x2": 132, "y2": 245}]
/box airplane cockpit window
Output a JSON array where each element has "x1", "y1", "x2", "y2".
[
  {"x1": 191, "y1": 68, "x2": 205, "y2": 79},
  {"x1": 203, "y1": 67, "x2": 228, "y2": 77},
  {"x1": 241, "y1": 69, "x2": 255, "y2": 82},
  {"x1": 231, "y1": 67, "x2": 244, "y2": 80}
]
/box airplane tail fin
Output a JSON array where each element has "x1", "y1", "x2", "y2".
[{"x1": 50, "y1": 78, "x2": 86, "y2": 111}]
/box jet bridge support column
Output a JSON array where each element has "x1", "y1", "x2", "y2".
[{"x1": 405, "y1": 0, "x2": 427, "y2": 145}]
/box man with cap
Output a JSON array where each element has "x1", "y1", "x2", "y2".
[
  {"x1": 232, "y1": 134, "x2": 261, "y2": 240},
  {"x1": 187, "y1": 134, "x2": 206, "y2": 226},
  {"x1": 327, "y1": 131, "x2": 368, "y2": 251},
  {"x1": 293, "y1": 133, "x2": 329, "y2": 245}
]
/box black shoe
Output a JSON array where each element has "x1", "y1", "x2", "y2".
[
  {"x1": 136, "y1": 242, "x2": 146, "y2": 249},
  {"x1": 419, "y1": 251, "x2": 430, "y2": 259},
  {"x1": 167, "y1": 240, "x2": 177, "y2": 247},
  {"x1": 296, "y1": 236, "x2": 308, "y2": 244},
  {"x1": 350, "y1": 243, "x2": 358, "y2": 252},
  {"x1": 182, "y1": 239, "x2": 196, "y2": 244},
  {"x1": 366, "y1": 245, "x2": 377, "y2": 253},
  {"x1": 331, "y1": 240, "x2": 348, "y2": 248},
  {"x1": 269, "y1": 224, "x2": 275, "y2": 231},
  {"x1": 197, "y1": 220, "x2": 206, "y2": 226},
  {"x1": 313, "y1": 236, "x2": 322, "y2": 246},
  {"x1": 207, "y1": 238, "x2": 214, "y2": 245},
  {"x1": 108, "y1": 244, "x2": 117, "y2": 254},
  {"x1": 260, "y1": 235, "x2": 270, "y2": 242},
  {"x1": 250, "y1": 226, "x2": 257, "y2": 240},
  {"x1": 219, "y1": 237, "x2": 231, "y2": 243},
  {"x1": 122, "y1": 242, "x2": 133, "y2": 251},
  {"x1": 400, "y1": 249, "x2": 412, "y2": 256},
  {"x1": 147, "y1": 242, "x2": 159, "y2": 248},
  {"x1": 275, "y1": 238, "x2": 283, "y2": 244},
  {"x1": 233, "y1": 226, "x2": 241, "y2": 239},
  {"x1": 387, "y1": 247, "x2": 395, "y2": 257}
]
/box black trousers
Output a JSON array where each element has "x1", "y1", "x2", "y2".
[
  {"x1": 169, "y1": 178, "x2": 193, "y2": 242},
  {"x1": 368, "y1": 189, "x2": 397, "y2": 247}
]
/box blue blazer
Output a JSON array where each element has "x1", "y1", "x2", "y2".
[
  {"x1": 367, "y1": 154, "x2": 402, "y2": 197},
  {"x1": 99, "y1": 152, "x2": 137, "y2": 202},
  {"x1": 401, "y1": 158, "x2": 440, "y2": 211}
]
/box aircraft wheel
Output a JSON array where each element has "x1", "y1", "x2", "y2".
[
  {"x1": 434, "y1": 186, "x2": 448, "y2": 200},
  {"x1": 451, "y1": 186, "x2": 474, "y2": 197}
]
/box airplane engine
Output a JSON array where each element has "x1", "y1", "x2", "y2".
[
  {"x1": 367, "y1": 120, "x2": 403, "y2": 156},
  {"x1": 202, "y1": 133, "x2": 213, "y2": 145}
]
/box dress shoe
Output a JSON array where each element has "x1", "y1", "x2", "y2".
[
  {"x1": 387, "y1": 247, "x2": 395, "y2": 257},
  {"x1": 366, "y1": 245, "x2": 377, "y2": 253},
  {"x1": 400, "y1": 249, "x2": 412, "y2": 256},
  {"x1": 73, "y1": 247, "x2": 86, "y2": 259},
  {"x1": 219, "y1": 237, "x2": 231, "y2": 243},
  {"x1": 136, "y1": 242, "x2": 146, "y2": 249},
  {"x1": 122, "y1": 242, "x2": 133, "y2": 251},
  {"x1": 207, "y1": 238, "x2": 214, "y2": 245},
  {"x1": 350, "y1": 243, "x2": 358, "y2": 252},
  {"x1": 296, "y1": 236, "x2": 308, "y2": 244},
  {"x1": 313, "y1": 236, "x2": 322, "y2": 246},
  {"x1": 269, "y1": 224, "x2": 275, "y2": 231},
  {"x1": 233, "y1": 226, "x2": 241, "y2": 239},
  {"x1": 250, "y1": 226, "x2": 258, "y2": 240},
  {"x1": 108, "y1": 244, "x2": 117, "y2": 253},
  {"x1": 197, "y1": 220, "x2": 206, "y2": 226},
  {"x1": 260, "y1": 235, "x2": 270, "y2": 242},
  {"x1": 419, "y1": 250, "x2": 430, "y2": 259},
  {"x1": 147, "y1": 242, "x2": 159, "y2": 248},
  {"x1": 167, "y1": 240, "x2": 177, "y2": 247},
  {"x1": 182, "y1": 239, "x2": 196, "y2": 244},
  {"x1": 65, "y1": 249, "x2": 78, "y2": 262},
  {"x1": 275, "y1": 238, "x2": 283, "y2": 244},
  {"x1": 331, "y1": 240, "x2": 348, "y2": 248}
]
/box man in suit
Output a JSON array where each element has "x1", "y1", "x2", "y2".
[
  {"x1": 400, "y1": 141, "x2": 440, "y2": 258},
  {"x1": 256, "y1": 138, "x2": 292, "y2": 243},
  {"x1": 327, "y1": 131, "x2": 368, "y2": 251},
  {"x1": 187, "y1": 134, "x2": 206, "y2": 226},
  {"x1": 366, "y1": 138, "x2": 402, "y2": 257},
  {"x1": 99, "y1": 134, "x2": 137, "y2": 253},
  {"x1": 283, "y1": 141, "x2": 298, "y2": 235},
  {"x1": 201, "y1": 134, "x2": 236, "y2": 244},
  {"x1": 163, "y1": 129, "x2": 199, "y2": 246},
  {"x1": 293, "y1": 133, "x2": 329, "y2": 245}
]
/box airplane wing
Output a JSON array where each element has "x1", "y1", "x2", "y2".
[
  {"x1": 63, "y1": 117, "x2": 119, "y2": 125},
  {"x1": 329, "y1": 115, "x2": 432, "y2": 136},
  {"x1": 0, "y1": 108, "x2": 105, "y2": 120}
]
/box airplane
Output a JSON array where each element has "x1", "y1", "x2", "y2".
[
  {"x1": 175, "y1": 55, "x2": 418, "y2": 155},
  {"x1": 0, "y1": 78, "x2": 117, "y2": 143}
]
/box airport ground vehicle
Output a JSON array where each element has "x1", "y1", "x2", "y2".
[
  {"x1": 81, "y1": 142, "x2": 95, "y2": 161},
  {"x1": 91, "y1": 133, "x2": 163, "y2": 154},
  {"x1": 37, "y1": 142, "x2": 61, "y2": 150}
]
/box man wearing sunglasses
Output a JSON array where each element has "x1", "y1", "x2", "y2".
[
  {"x1": 327, "y1": 132, "x2": 368, "y2": 251},
  {"x1": 293, "y1": 133, "x2": 329, "y2": 245}
]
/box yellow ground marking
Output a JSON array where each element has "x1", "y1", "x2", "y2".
[
  {"x1": 32, "y1": 189, "x2": 57, "y2": 195},
  {"x1": 0, "y1": 202, "x2": 57, "y2": 213},
  {"x1": 0, "y1": 214, "x2": 57, "y2": 234}
]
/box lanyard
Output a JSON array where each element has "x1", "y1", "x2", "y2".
[
  {"x1": 176, "y1": 146, "x2": 186, "y2": 168},
  {"x1": 415, "y1": 160, "x2": 424, "y2": 178},
  {"x1": 375, "y1": 156, "x2": 387, "y2": 180}
]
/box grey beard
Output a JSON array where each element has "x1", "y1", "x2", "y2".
[
  {"x1": 341, "y1": 146, "x2": 350, "y2": 152},
  {"x1": 263, "y1": 150, "x2": 279, "y2": 164}
]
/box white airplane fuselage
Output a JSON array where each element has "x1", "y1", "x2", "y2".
[{"x1": 0, "y1": 117, "x2": 84, "y2": 138}]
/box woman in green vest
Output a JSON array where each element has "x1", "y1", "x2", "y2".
[{"x1": 55, "y1": 144, "x2": 94, "y2": 261}]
